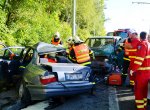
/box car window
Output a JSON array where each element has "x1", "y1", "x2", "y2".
[
  {"x1": 3, "y1": 49, "x2": 11, "y2": 59},
  {"x1": 22, "y1": 48, "x2": 34, "y2": 65},
  {"x1": 39, "y1": 52, "x2": 72, "y2": 64},
  {"x1": 9, "y1": 48, "x2": 23, "y2": 56}
]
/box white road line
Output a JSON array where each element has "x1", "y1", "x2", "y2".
[
  {"x1": 109, "y1": 86, "x2": 119, "y2": 110},
  {"x1": 21, "y1": 101, "x2": 49, "y2": 110}
]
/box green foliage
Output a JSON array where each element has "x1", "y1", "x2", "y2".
[
  {"x1": 0, "y1": 7, "x2": 16, "y2": 46},
  {"x1": 0, "y1": 0, "x2": 105, "y2": 46}
]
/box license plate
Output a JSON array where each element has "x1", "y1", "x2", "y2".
[{"x1": 65, "y1": 73, "x2": 83, "y2": 81}]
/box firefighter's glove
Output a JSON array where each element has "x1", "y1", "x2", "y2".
[
  {"x1": 119, "y1": 43, "x2": 124, "y2": 47},
  {"x1": 130, "y1": 70, "x2": 134, "y2": 76}
]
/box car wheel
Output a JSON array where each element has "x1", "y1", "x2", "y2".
[
  {"x1": 89, "y1": 84, "x2": 96, "y2": 95},
  {"x1": 18, "y1": 81, "x2": 31, "y2": 107}
]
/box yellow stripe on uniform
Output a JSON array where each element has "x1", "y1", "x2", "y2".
[
  {"x1": 137, "y1": 105, "x2": 144, "y2": 108},
  {"x1": 136, "y1": 100, "x2": 144, "y2": 103},
  {"x1": 145, "y1": 55, "x2": 150, "y2": 59},
  {"x1": 130, "y1": 80, "x2": 135, "y2": 85},
  {"x1": 128, "y1": 49, "x2": 137, "y2": 51},
  {"x1": 80, "y1": 62, "x2": 91, "y2": 66},
  {"x1": 76, "y1": 54, "x2": 89, "y2": 59},
  {"x1": 129, "y1": 56, "x2": 136, "y2": 59},
  {"x1": 135, "y1": 57, "x2": 144, "y2": 61},
  {"x1": 134, "y1": 61, "x2": 142, "y2": 65},
  {"x1": 19, "y1": 66, "x2": 25, "y2": 68},
  {"x1": 123, "y1": 57, "x2": 130, "y2": 61},
  {"x1": 138, "y1": 67, "x2": 150, "y2": 70}
]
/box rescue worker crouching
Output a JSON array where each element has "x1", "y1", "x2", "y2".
[
  {"x1": 51, "y1": 32, "x2": 63, "y2": 46},
  {"x1": 68, "y1": 36, "x2": 91, "y2": 67},
  {"x1": 67, "y1": 36, "x2": 94, "y2": 81}
]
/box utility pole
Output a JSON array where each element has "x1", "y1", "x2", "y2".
[
  {"x1": 72, "y1": 0, "x2": 76, "y2": 37},
  {"x1": 132, "y1": 1, "x2": 150, "y2": 34}
]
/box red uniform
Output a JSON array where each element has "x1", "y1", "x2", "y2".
[
  {"x1": 128, "y1": 37, "x2": 140, "y2": 86},
  {"x1": 130, "y1": 40, "x2": 150, "y2": 110}
]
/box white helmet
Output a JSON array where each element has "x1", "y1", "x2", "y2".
[
  {"x1": 67, "y1": 36, "x2": 73, "y2": 44},
  {"x1": 72, "y1": 36, "x2": 83, "y2": 44},
  {"x1": 54, "y1": 32, "x2": 60, "y2": 38}
]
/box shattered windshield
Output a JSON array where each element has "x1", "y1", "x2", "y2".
[
  {"x1": 87, "y1": 38, "x2": 114, "y2": 48},
  {"x1": 86, "y1": 38, "x2": 115, "y2": 56}
]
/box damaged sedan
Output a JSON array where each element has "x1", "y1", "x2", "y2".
[{"x1": 18, "y1": 42, "x2": 94, "y2": 105}]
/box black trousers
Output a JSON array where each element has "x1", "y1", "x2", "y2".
[{"x1": 122, "y1": 59, "x2": 130, "y2": 84}]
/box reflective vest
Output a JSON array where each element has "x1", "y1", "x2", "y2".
[
  {"x1": 124, "y1": 39, "x2": 131, "y2": 56},
  {"x1": 51, "y1": 38, "x2": 61, "y2": 45},
  {"x1": 73, "y1": 44, "x2": 90, "y2": 64},
  {"x1": 131, "y1": 40, "x2": 150, "y2": 72}
]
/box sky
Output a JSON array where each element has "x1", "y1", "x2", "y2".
[{"x1": 104, "y1": 0, "x2": 150, "y2": 34}]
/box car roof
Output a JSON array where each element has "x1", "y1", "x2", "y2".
[
  {"x1": 32, "y1": 42, "x2": 65, "y2": 54},
  {"x1": 88, "y1": 36, "x2": 121, "y2": 39}
]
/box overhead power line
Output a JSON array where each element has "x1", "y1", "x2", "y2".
[{"x1": 132, "y1": 2, "x2": 150, "y2": 4}]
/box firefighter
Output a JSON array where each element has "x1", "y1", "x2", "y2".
[
  {"x1": 68, "y1": 36, "x2": 92, "y2": 67},
  {"x1": 68, "y1": 36, "x2": 94, "y2": 82},
  {"x1": 51, "y1": 32, "x2": 62, "y2": 45},
  {"x1": 66, "y1": 36, "x2": 73, "y2": 56},
  {"x1": 126, "y1": 29, "x2": 140, "y2": 86},
  {"x1": 66, "y1": 36, "x2": 73, "y2": 48},
  {"x1": 130, "y1": 31, "x2": 149, "y2": 110},
  {"x1": 121, "y1": 37, "x2": 131, "y2": 86}
]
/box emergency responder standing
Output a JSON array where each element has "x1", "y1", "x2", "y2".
[
  {"x1": 125, "y1": 29, "x2": 140, "y2": 86},
  {"x1": 130, "y1": 31, "x2": 150, "y2": 110},
  {"x1": 51, "y1": 32, "x2": 62, "y2": 45},
  {"x1": 121, "y1": 37, "x2": 131, "y2": 86}
]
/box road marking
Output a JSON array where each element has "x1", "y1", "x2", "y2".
[
  {"x1": 21, "y1": 101, "x2": 49, "y2": 110},
  {"x1": 109, "y1": 86, "x2": 119, "y2": 110}
]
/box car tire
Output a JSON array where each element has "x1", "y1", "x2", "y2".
[
  {"x1": 18, "y1": 81, "x2": 31, "y2": 107},
  {"x1": 89, "y1": 84, "x2": 96, "y2": 95}
]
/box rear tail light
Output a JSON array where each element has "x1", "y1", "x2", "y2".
[{"x1": 40, "y1": 71, "x2": 57, "y2": 85}]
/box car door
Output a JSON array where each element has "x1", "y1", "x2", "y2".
[{"x1": 0, "y1": 43, "x2": 9, "y2": 82}]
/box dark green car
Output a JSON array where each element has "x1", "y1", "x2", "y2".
[{"x1": 85, "y1": 36, "x2": 121, "y2": 73}]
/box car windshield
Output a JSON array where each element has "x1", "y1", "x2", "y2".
[
  {"x1": 115, "y1": 31, "x2": 128, "y2": 39},
  {"x1": 87, "y1": 38, "x2": 114, "y2": 48}
]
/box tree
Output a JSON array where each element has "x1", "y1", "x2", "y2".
[{"x1": 0, "y1": 0, "x2": 105, "y2": 46}]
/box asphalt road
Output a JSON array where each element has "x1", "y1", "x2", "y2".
[
  {"x1": 116, "y1": 86, "x2": 135, "y2": 110},
  {"x1": 0, "y1": 82, "x2": 139, "y2": 110}
]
